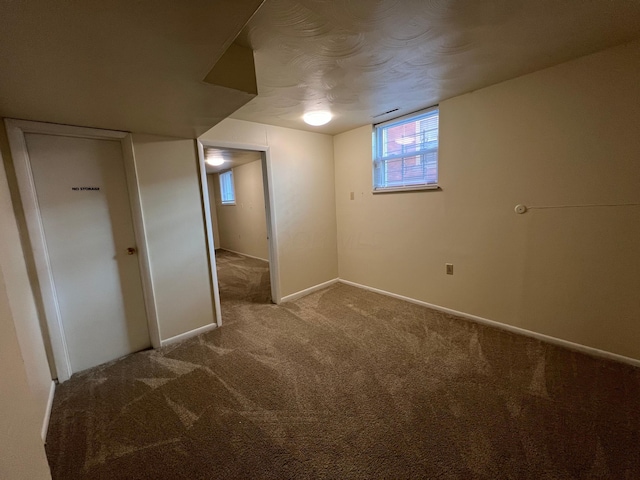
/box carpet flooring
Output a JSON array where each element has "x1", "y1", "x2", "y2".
[
  {"x1": 45, "y1": 253, "x2": 640, "y2": 479},
  {"x1": 214, "y1": 249, "x2": 272, "y2": 304}
]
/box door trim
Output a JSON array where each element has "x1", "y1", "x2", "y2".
[
  {"x1": 196, "y1": 140, "x2": 281, "y2": 327},
  {"x1": 4, "y1": 119, "x2": 160, "y2": 381}
]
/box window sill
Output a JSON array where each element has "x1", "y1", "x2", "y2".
[
  {"x1": 372, "y1": 184, "x2": 440, "y2": 194},
  {"x1": 221, "y1": 202, "x2": 236, "y2": 206}
]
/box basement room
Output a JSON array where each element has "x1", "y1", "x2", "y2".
[{"x1": 1, "y1": 1, "x2": 639, "y2": 478}]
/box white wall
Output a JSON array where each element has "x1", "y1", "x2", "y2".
[
  {"x1": 211, "y1": 160, "x2": 269, "y2": 260},
  {"x1": 200, "y1": 120, "x2": 338, "y2": 297},
  {"x1": 132, "y1": 134, "x2": 216, "y2": 340},
  {"x1": 334, "y1": 40, "x2": 640, "y2": 360},
  {"x1": 206, "y1": 174, "x2": 221, "y2": 249},
  {"x1": 0, "y1": 144, "x2": 52, "y2": 431}
]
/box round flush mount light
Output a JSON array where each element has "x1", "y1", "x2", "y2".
[
  {"x1": 303, "y1": 111, "x2": 332, "y2": 126},
  {"x1": 205, "y1": 153, "x2": 225, "y2": 166}
]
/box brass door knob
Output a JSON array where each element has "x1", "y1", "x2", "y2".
[{"x1": 126, "y1": 247, "x2": 137, "y2": 255}]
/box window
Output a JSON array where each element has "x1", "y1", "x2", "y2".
[
  {"x1": 373, "y1": 106, "x2": 439, "y2": 192},
  {"x1": 219, "y1": 170, "x2": 235, "y2": 204}
]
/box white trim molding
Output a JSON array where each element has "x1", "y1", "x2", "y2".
[
  {"x1": 196, "y1": 138, "x2": 281, "y2": 320},
  {"x1": 261, "y1": 148, "x2": 281, "y2": 304},
  {"x1": 196, "y1": 139, "x2": 223, "y2": 328},
  {"x1": 218, "y1": 248, "x2": 269, "y2": 263},
  {"x1": 338, "y1": 279, "x2": 640, "y2": 368},
  {"x1": 160, "y1": 323, "x2": 217, "y2": 347},
  {"x1": 4, "y1": 119, "x2": 160, "y2": 381},
  {"x1": 280, "y1": 278, "x2": 339, "y2": 303},
  {"x1": 123, "y1": 136, "x2": 161, "y2": 349},
  {"x1": 41, "y1": 380, "x2": 56, "y2": 442}
]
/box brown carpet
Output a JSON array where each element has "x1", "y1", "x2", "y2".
[
  {"x1": 215, "y1": 249, "x2": 271, "y2": 304},
  {"x1": 45, "y1": 253, "x2": 640, "y2": 479}
]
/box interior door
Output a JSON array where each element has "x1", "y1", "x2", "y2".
[{"x1": 25, "y1": 133, "x2": 150, "y2": 373}]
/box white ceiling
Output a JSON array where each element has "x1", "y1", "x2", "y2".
[
  {"x1": 231, "y1": 0, "x2": 640, "y2": 135},
  {"x1": 0, "y1": 0, "x2": 264, "y2": 138},
  {"x1": 2, "y1": 1, "x2": 639, "y2": 139},
  {"x1": 204, "y1": 147, "x2": 262, "y2": 174}
]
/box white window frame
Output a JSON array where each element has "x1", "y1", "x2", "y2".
[
  {"x1": 219, "y1": 169, "x2": 235, "y2": 205},
  {"x1": 372, "y1": 106, "x2": 440, "y2": 193}
]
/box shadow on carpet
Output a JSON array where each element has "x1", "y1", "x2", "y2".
[{"x1": 46, "y1": 283, "x2": 640, "y2": 479}]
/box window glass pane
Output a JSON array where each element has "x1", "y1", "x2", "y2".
[
  {"x1": 373, "y1": 107, "x2": 439, "y2": 190},
  {"x1": 219, "y1": 170, "x2": 235, "y2": 204}
]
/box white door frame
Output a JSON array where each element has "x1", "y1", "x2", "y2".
[
  {"x1": 196, "y1": 139, "x2": 281, "y2": 326},
  {"x1": 4, "y1": 119, "x2": 160, "y2": 382}
]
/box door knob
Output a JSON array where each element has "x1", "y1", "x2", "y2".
[{"x1": 126, "y1": 247, "x2": 137, "y2": 255}]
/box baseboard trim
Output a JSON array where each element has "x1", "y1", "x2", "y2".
[
  {"x1": 217, "y1": 248, "x2": 268, "y2": 263},
  {"x1": 338, "y1": 279, "x2": 640, "y2": 368},
  {"x1": 160, "y1": 323, "x2": 217, "y2": 347},
  {"x1": 281, "y1": 278, "x2": 340, "y2": 303},
  {"x1": 41, "y1": 380, "x2": 55, "y2": 442}
]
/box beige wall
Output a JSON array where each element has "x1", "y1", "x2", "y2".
[
  {"x1": 0, "y1": 128, "x2": 217, "y2": 385},
  {"x1": 0, "y1": 153, "x2": 51, "y2": 479},
  {"x1": 132, "y1": 134, "x2": 215, "y2": 340},
  {"x1": 335, "y1": 41, "x2": 640, "y2": 360},
  {"x1": 0, "y1": 269, "x2": 52, "y2": 479},
  {"x1": 210, "y1": 160, "x2": 269, "y2": 260},
  {"x1": 200, "y1": 120, "x2": 338, "y2": 297},
  {"x1": 206, "y1": 175, "x2": 221, "y2": 249},
  {"x1": 0, "y1": 144, "x2": 52, "y2": 428}
]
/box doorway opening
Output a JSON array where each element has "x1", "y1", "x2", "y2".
[{"x1": 197, "y1": 141, "x2": 280, "y2": 326}]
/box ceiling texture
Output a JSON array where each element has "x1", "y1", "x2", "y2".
[
  {"x1": 232, "y1": 0, "x2": 640, "y2": 135},
  {"x1": 1, "y1": 1, "x2": 640, "y2": 138},
  {"x1": 0, "y1": 0, "x2": 264, "y2": 138}
]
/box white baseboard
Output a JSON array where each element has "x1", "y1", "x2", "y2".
[
  {"x1": 217, "y1": 248, "x2": 268, "y2": 263},
  {"x1": 280, "y1": 278, "x2": 339, "y2": 303},
  {"x1": 338, "y1": 279, "x2": 640, "y2": 368},
  {"x1": 41, "y1": 380, "x2": 55, "y2": 442},
  {"x1": 160, "y1": 323, "x2": 217, "y2": 347}
]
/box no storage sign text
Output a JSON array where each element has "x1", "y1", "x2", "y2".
[{"x1": 72, "y1": 187, "x2": 100, "y2": 191}]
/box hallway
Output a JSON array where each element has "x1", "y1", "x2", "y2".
[{"x1": 215, "y1": 249, "x2": 271, "y2": 305}]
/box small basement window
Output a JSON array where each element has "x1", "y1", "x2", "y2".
[
  {"x1": 219, "y1": 170, "x2": 235, "y2": 205},
  {"x1": 373, "y1": 106, "x2": 439, "y2": 192}
]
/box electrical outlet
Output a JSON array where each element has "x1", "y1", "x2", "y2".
[
  {"x1": 446, "y1": 263, "x2": 453, "y2": 275},
  {"x1": 350, "y1": 191, "x2": 355, "y2": 200}
]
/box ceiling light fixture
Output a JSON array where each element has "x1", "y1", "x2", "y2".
[
  {"x1": 303, "y1": 111, "x2": 332, "y2": 126},
  {"x1": 205, "y1": 152, "x2": 225, "y2": 166}
]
